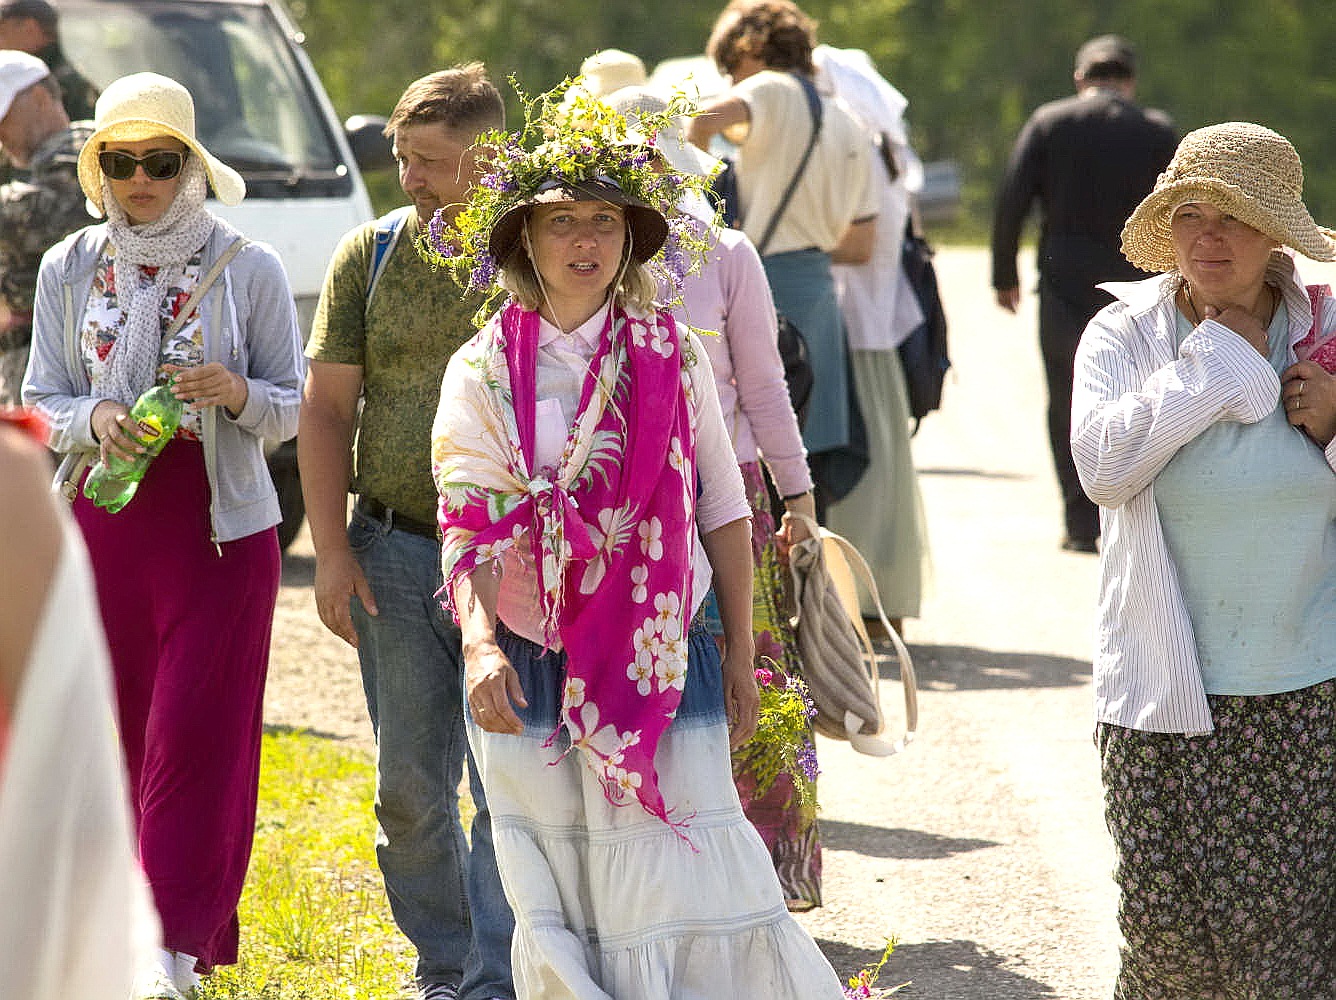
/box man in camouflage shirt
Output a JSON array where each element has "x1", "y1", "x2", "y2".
[
  {"x1": 299, "y1": 64, "x2": 515, "y2": 1000},
  {"x1": 0, "y1": 50, "x2": 90, "y2": 405},
  {"x1": 0, "y1": 0, "x2": 98, "y2": 122}
]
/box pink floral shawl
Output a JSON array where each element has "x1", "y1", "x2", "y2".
[{"x1": 433, "y1": 300, "x2": 698, "y2": 832}]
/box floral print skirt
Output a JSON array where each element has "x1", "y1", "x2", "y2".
[
  {"x1": 1097, "y1": 677, "x2": 1336, "y2": 999},
  {"x1": 706, "y1": 461, "x2": 823, "y2": 910}
]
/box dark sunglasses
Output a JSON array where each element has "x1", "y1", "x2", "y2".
[{"x1": 98, "y1": 149, "x2": 187, "y2": 182}]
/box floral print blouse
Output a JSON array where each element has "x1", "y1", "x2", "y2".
[{"x1": 81, "y1": 248, "x2": 205, "y2": 439}]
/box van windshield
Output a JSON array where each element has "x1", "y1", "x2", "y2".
[{"x1": 58, "y1": 0, "x2": 352, "y2": 198}]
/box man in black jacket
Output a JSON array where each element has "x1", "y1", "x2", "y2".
[{"x1": 991, "y1": 35, "x2": 1176, "y2": 553}]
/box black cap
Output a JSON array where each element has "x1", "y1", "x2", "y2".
[
  {"x1": 0, "y1": 0, "x2": 56, "y2": 29},
  {"x1": 1075, "y1": 34, "x2": 1136, "y2": 79}
]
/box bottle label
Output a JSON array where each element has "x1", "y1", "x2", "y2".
[{"x1": 135, "y1": 415, "x2": 164, "y2": 444}]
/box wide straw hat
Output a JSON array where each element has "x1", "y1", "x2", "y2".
[
  {"x1": 77, "y1": 72, "x2": 245, "y2": 217},
  {"x1": 1121, "y1": 121, "x2": 1336, "y2": 273},
  {"x1": 488, "y1": 176, "x2": 668, "y2": 268}
]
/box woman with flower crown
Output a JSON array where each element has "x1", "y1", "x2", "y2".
[{"x1": 424, "y1": 92, "x2": 845, "y2": 999}]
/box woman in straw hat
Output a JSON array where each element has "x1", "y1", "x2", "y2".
[
  {"x1": 22, "y1": 72, "x2": 303, "y2": 999},
  {"x1": 1072, "y1": 121, "x2": 1336, "y2": 996},
  {"x1": 422, "y1": 91, "x2": 845, "y2": 998},
  {"x1": 604, "y1": 82, "x2": 828, "y2": 913}
]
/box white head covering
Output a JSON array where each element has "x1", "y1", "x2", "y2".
[{"x1": 0, "y1": 49, "x2": 48, "y2": 123}]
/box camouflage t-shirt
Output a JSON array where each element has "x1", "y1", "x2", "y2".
[
  {"x1": 307, "y1": 210, "x2": 481, "y2": 525},
  {"x1": 0, "y1": 123, "x2": 93, "y2": 405}
]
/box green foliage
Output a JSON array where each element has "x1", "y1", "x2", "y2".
[
  {"x1": 199, "y1": 730, "x2": 476, "y2": 999},
  {"x1": 736, "y1": 663, "x2": 819, "y2": 806},
  {"x1": 293, "y1": 0, "x2": 1336, "y2": 241}
]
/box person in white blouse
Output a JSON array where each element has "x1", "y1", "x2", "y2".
[
  {"x1": 1072, "y1": 121, "x2": 1336, "y2": 997},
  {"x1": 425, "y1": 103, "x2": 846, "y2": 998}
]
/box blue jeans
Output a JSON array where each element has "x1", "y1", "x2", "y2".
[{"x1": 349, "y1": 508, "x2": 514, "y2": 998}]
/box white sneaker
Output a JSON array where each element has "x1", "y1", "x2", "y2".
[{"x1": 172, "y1": 951, "x2": 202, "y2": 998}]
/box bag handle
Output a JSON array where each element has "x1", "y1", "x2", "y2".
[
  {"x1": 788, "y1": 512, "x2": 919, "y2": 756},
  {"x1": 754, "y1": 74, "x2": 824, "y2": 257}
]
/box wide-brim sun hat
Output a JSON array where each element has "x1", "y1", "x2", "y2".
[
  {"x1": 77, "y1": 71, "x2": 246, "y2": 217},
  {"x1": 602, "y1": 85, "x2": 722, "y2": 180},
  {"x1": 488, "y1": 176, "x2": 669, "y2": 268},
  {"x1": 1121, "y1": 120, "x2": 1336, "y2": 273},
  {"x1": 562, "y1": 48, "x2": 648, "y2": 107}
]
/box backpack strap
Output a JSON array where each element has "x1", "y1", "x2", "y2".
[{"x1": 366, "y1": 206, "x2": 415, "y2": 311}]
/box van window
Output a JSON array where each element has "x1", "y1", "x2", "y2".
[{"x1": 59, "y1": 0, "x2": 353, "y2": 198}]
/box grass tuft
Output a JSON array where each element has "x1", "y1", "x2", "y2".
[{"x1": 200, "y1": 729, "x2": 457, "y2": 999}]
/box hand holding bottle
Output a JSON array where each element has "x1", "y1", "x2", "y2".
[
  {"x1": 91, "y1": 399, "x2": 146, "y2": 465},
  {"x1": 165, "y1": 362, "x2": 248, "y2": 417},
  {"x1": 84, "y1": 380, "x2": 185, "y2": 513}
]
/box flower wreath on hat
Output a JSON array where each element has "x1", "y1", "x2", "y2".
[
  {"x1": 417, "y1": 78, "x2": 717, "y2": 326},
  {"x1": 426, "y1": 82, "x2": 779, "y2": 843}
]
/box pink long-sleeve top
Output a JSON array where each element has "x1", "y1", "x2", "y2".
[
  {"x1": 670, "y1": 221, "x2": 813, "y2": 498},
  {"x1": 494, "y1": 302, "x2": 752, "y2": 647}
]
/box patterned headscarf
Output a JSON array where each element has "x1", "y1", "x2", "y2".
[
  {"x1": 99, "y1": 156, "x2": 215, "y2": 406},
  {"x1": 433, "y1": 299, "x2": 699, "y2": 835}
]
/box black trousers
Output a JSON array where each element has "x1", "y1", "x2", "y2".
[{"x1": 1038, "y1": 277, "x2": 1110, "y2": 544}]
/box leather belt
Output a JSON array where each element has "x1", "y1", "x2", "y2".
[{"x1": 356, "y1": 496, "x2": 439, "y2": 540}]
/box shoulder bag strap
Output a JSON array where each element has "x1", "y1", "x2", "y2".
[
  {"x1": 165, "y1": 236, "x2": 248, "y2": 341},
  {"x1": 754, "y1": 74, "x2": 825, "y2": 257}
]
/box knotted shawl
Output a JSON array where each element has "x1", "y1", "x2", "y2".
[{"x1": 434, "y1": 300, "x2": 698, "y2": 832}]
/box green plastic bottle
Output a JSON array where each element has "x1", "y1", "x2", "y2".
[{"x1": 83, "y1": 379, "x2": 184, "y2": 513}]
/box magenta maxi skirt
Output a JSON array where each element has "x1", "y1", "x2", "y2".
[{"x1": 73, "y1": 437, "x2": 279, "y2": 971}]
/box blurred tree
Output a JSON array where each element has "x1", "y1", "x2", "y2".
[{"x1": 290, "y1": 0, "x2": 1336, "y2": 232}]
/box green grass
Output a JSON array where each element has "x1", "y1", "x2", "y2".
[{"x1": 200, "y1": 730, "x2": 475, "y2": 999}]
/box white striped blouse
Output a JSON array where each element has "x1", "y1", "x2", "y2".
[{"x1": 1071, "y1": 254, "x2": 1336, "y2": 734}]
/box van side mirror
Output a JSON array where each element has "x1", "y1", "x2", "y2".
[{"x1": 345, "y1": 115, "x2": 395, "y2": 173}]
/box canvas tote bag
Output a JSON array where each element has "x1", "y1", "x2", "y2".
[{"x1": 787, "y1": 513, "x2": 918, "y2": 756}]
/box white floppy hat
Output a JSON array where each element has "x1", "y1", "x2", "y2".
[
  {"x1": 77, "y1": 72, "x2": 245, "y2": 217},
  {"x1": 1121, "y1": 121, "x2": 1336, "y2": 272},
  {"x1": 578, "y1": 48, "x2": 647, "y2": 99},
  {"x1": 562, "y1": 48, "x2": 649, "y2": 109},
  {"x1": 0, "y1": 49, "x2": 49, "y2": 123},
  {"x1": 603, "y1": 85, "x2": 721, "y2": 180}
]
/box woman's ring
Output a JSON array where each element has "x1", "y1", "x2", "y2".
[{"x1": 1301, "y1": 379, "x2": 1306, "y2": 395}]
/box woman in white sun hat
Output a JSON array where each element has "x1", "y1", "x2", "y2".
[
  {"x1": 1071, "y1": 120, "x2": 1336, "y2": 997},
  {"x1": 22, "y1": 71, "x2": 303, "y2": 1000}
]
